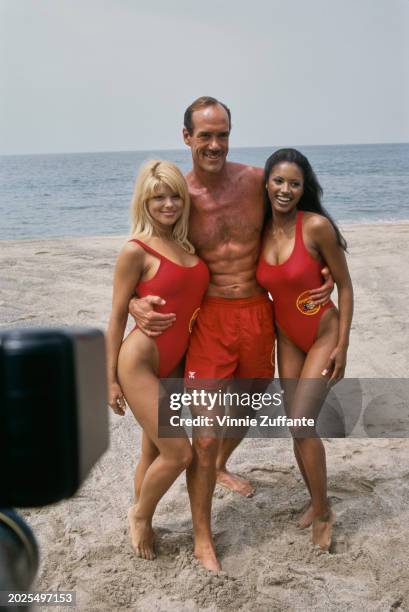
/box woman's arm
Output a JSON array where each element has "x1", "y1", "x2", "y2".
[
  {"x1": 309, "y1": 216, "x2": 354, "y2": 384},
  {"x1": 106, "y1": 242, "x2": 145, "y2": 414}
]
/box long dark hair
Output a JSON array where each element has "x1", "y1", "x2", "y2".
[{"x1": 263, "y1": 148, "x2": 347, "y2": 250}]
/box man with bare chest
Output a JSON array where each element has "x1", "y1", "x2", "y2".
[{"x1": 131, "y1": 97, "x2": 331, "y2": 570}]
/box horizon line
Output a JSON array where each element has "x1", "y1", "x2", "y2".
[{"x1": 1, "y1": 141, "x2": 408, "y2": 158}]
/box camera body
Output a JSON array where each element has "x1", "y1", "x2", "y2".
[{"x1": 0, "y1": 327, "x2": 109, "y2": 507}]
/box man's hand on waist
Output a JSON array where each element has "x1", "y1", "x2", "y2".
[
  {"x1": 128, "y1": 295, "x2": 176, "y2": 337},
  {"x1": 308, "y1": 266, "x2": 334, "y2": 306}
]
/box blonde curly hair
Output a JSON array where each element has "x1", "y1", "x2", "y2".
[{"x1": 130, "y1": 160, "x2": 194, "y2": 253}]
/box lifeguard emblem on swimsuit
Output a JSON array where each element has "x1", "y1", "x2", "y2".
[{"x1": 296, "y1": 290, "x2": 320, "y2": 316}]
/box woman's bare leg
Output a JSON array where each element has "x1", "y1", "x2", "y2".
[
  {"x1": 134, "y1": 431, "x2": 159, "y2": 501},
  {"x1": 118, "y1": 335, "x2": 192, "y2": 560},
  {"x1": 277, "y1": 315, "x2": 338, "y2": 548},
  {"x1": 289, "y1": 318, "x2": 339, "y2": 550},
  {"x1": 277, "y1": 331, "x2": 314, "y2": 527},
  {"x1": 133, "y1": 357, "x2": 186, "y2": 503}
]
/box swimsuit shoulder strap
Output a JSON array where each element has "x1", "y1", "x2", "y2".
[
  {"x1": 294, "y1": 210, "x2": 306, "y2": 251},
  {"x1": 128, "y1": 238, "x2": 163, "y2": 259},
  {"x1": 295, "y1": 210, "x2": 303, "y2": 233}
]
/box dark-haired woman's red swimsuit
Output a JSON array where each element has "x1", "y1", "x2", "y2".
[
  {"x1": 129, "y1": 239, "x2": 209, "y2": 377},
  {"x1": 256, "y1": 211, "x2": 335, "y2": 353}
]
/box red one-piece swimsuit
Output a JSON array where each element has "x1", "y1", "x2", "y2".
[
  {"x1": 129, "y1": 239, "x2": 209, "y2": 377},
  {"x1": 256, "y1": 211, "x2": 335, "y2": 353}
]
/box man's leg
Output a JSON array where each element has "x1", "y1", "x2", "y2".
[
  {"x1": 216, "y1": 295, "x2": 276, "y2": 496},
  {"x1": 186, "y1": 432, "x2": 220, "y2": 571},
  {"x1": 216, "y1": 438, "x2": 254, "y2": 497},
  {"x1": 186, "y1": 296, "x2": 253, "y2": 499},
  {"x1": 216, "y1": 445, "x2": 254, "y2": 496}
]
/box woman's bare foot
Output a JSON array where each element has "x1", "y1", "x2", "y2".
[
  {"x1": 128, "y1": 505, "x2": 156, "y2": 560},
  {"x1": 312, "y1": 509, "x2": 336, "y2": 551},
  {"x1": 216, "y1": 469, "x2": 255, "y2": 497},
  {"x1": 298, "y1": 503, "x2": 314, "y2": 529},
  {"x1": 194, "y1": 540, "x2": 221, "y2": 572}
]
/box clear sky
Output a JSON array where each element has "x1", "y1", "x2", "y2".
[{"x1": 1, "y1": 0, "x2": 408, "y2": 155}]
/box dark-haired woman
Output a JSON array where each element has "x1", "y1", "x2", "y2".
[{"x1": 256, "y1": 148, "x2": 353, "y2": 551}]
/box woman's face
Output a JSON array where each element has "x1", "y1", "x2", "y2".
[
  {"x1": 147, "y1": 183, "x2": 184, "y2": 228},
  {"x1": 266, "y1": 162, "x2": 304, "y2": 214}
]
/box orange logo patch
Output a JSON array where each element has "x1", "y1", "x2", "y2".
[
  {"x1": 296, "y1": 291, "x2": 320, "y2": 316},
  {"x1": 189, "y1": 307, "x2": 200, "y2": 333}
]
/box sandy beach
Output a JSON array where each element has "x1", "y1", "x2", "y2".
[{"x1": 1, "y1": 222, "x2": 409, "y2": 611}]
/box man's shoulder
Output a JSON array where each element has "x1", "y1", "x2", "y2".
[
  {"x1": 227, "y1": 161, "x2": 263, "y2": 179},
  {"x1": 185, "y1": 169, "x2": 195, "y2": 182}
]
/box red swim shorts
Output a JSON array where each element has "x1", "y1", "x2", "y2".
[{"x1": 184, "y1": 293, "x2": 275, "y2": 387}]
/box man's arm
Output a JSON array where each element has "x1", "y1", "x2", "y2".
[{"x1": 129, "y1": 295, "x2": 176, "y2": 337}]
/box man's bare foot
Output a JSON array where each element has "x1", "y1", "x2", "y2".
[
  {"x1": 128, "y1": 505, "x2": 156, "y2": 560},
  {"x1": 194, "y1": 541, "x2": 221, "y2": 572},
  {"x1": 312, "y1": 509, "x2": 336, "y2": 551},
  {"x1": 298, "y1": 503, "x2": 314, "y2": 529},
  {"x1": 216, "y1": 469, "x2": 255, "y2": 497}
]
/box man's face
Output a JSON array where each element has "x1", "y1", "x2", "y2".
[{"x1": 183, "y1": 104, "x2": 230, "y2": 174}]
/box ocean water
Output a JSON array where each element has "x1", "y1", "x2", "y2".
[{"x1": 0, "y1": 143, "x2": 408, "y2": 240}]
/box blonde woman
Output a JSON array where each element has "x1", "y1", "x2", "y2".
[{"x1": 106, "y1": 160, "x2": 209, "y2": 560}]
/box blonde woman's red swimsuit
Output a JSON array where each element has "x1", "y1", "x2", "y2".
[
  {"x1": 256, "y1": 211, "x2": 335, "y2": 353},
  {"x1": 130, "y1": 239, "x2": 209, "y2": 377}
]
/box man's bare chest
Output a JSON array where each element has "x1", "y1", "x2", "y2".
[{"x1": 188, "y1": 196, "x2": 264, "y2": 250}]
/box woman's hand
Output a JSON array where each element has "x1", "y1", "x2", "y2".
[
  {"x1": 321, "y1": 345, "x2": 348, "y2": 386},
  {"x1": 108, "y1": 381, "x2": 127, "y2": 416}
]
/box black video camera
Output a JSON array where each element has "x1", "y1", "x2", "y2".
[{"x1": 0, "y1": 327, "x2": 109, "y2": 606}]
